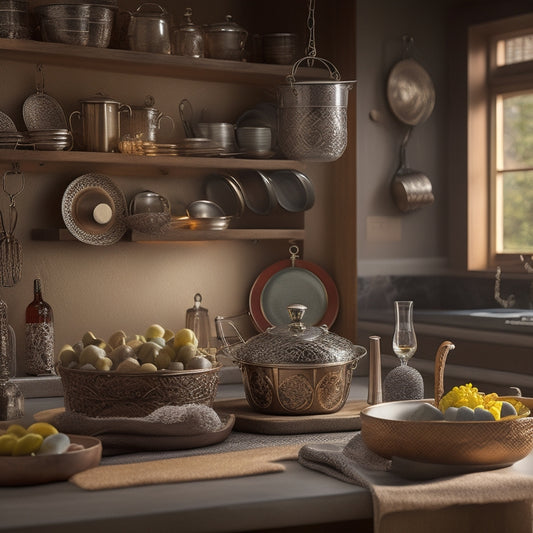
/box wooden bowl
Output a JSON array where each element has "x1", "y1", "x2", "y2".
[
  {"x1": 360, "y1": 399, "x2": 533, "y2": 466},
  {"x1": 0, "y1": 434, "x2": 102, "y2": 485}
]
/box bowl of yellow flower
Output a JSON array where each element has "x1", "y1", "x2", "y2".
[{"x1": 360, "y1": 341, "x2": 533, "y2": 466}]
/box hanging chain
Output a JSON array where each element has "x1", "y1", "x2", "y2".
[{"x1": 306, "y1": 0, "x2": 317, "y2": 65}]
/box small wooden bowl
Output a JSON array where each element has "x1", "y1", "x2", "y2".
[{"x1": 0, "y1": 434, "x2": 102, "y2": 486}]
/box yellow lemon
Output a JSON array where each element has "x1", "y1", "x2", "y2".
[
  {"x1": 12, "y1": 433, "x2": 43, "y2": 456},
  {"x1": 0, "y1": 434, "x2": 18, "y2": 455},
  {"x1": 26, "y1": 422, "x2": 59, "y2": 438},
  {"x1": 173, "y1": 328, "x2": 198, "y2": 348},
  {"x1": 6, "y1": 424, "x2": 26, "y2": 437},
  {"x1": 145, "y1": 324, "x2": 166, "y2": 340}
]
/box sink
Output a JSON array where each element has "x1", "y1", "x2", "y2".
[{"x1": 468, "y1": 309, "x2": 533, "y2": 319}]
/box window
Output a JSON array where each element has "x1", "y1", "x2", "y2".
[{"x1": 468, "y1": 14, "x2": 533, "y2": 271}]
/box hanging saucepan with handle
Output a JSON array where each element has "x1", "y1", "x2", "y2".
[
  {"x1": 277, "y1": 56, "x2": 355, "y2": 162},
  {"x1": 391, "y1": 127, "x2": 434, "y2": 212}
]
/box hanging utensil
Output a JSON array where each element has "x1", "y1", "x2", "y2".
[
  {"x1": 178, "y1": 98, "x2": 197, "y2": 138},
  {"x1": 387, "y1": 36, "x2": 435, "y2": 212},
  {"x1": 0, "y1": 165, "x2": 24, "y2": 287},
  {"x1": 387, "y1": 36, "x2": 435, "y2": 127},
  {"x1": 391, "y1": 127, "x2": 434, "y2": 212}
]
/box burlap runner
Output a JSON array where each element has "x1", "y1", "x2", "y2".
[
  {"x1": 299, "y1": 433, "x2": 533, "y2": 533},
  {"x1": 70, "y1": 445, "x2": 301, "y2": 490}
]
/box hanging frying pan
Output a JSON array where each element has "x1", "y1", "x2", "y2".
[
  {"x1": 387, "y1": 57, "x2": 435, "y2": 127},
  {"x1": 249, "y1": 245, "x2": 339, "y2": 332}
]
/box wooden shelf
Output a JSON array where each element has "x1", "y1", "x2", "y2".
[
  {"x1": 0, "y1": 150, "x2": 307, "y2": 176},
  {"x1": 0, "y1": 38, "x2": 326, "y2": 85},
  {"x1": 32, "y1": 227, "x2": 305, "y2": 242}
]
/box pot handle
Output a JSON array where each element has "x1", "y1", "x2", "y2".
[
  {"x1": 135, "y1": 3, "x2": 168, "y2": 15},
  {"x1": 214, "y1": 312, "x2": 249, "y2": 355},
  {"x1": 286, "y1": 55, "x2": 341, "y2": 85},
  {"x1": 156, "y1": 113, "x2": 175, "y2": 133}
]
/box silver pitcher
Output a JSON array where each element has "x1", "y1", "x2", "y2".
[
  {"x1": 123, "y1": 96, "x2": 174, "y2": 142},
  {"x1": 69, "y1": 95, "x2": 132, "y2": 152}
]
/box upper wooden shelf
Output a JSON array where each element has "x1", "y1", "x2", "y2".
[
  {"x1": 0, "y1": 149, "x2": 308, "y2": 176},
  {"x1": 0, "y1": 38, "x2": 326, "y2": 85}
]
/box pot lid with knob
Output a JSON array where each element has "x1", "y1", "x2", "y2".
[{"x1": 224, "y1": 304, "x2": 367, "y2": 365}]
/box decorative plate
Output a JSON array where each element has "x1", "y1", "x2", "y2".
[
  {"x1": 0, "y1": 110, "x2": 17, "y2": 132},
  {"x1": 249, "y1": 259, "x2": 340, "y2": 332},
  {"x1": 61, "y1": 173, "x2": 127, "y2": 246},
  {"x1": 22, "y1": 92, "x2": 68, "y2": 131},
  {"x1": 387, "y1": 58, "x2": 435, "y2": 126}
]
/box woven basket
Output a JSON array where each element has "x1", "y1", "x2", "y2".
[
  {"x1": 360, "y1": 341, "x2": 533, "y2": 465},
  {"x1": 58, "y1": 364, "x2": 221, "y2": 417}
]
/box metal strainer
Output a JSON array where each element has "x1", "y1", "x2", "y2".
[{"x1": 0, "y1": 166, "x2": 24, "y2": 287}]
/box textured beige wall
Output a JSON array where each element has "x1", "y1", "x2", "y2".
[{"x1": 0, "y1": 56, "x2": 336, "y2": 374}]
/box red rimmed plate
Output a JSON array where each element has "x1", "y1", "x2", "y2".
[{"x1": 249, "y1": 259, "x2": 339, "y2": 332}]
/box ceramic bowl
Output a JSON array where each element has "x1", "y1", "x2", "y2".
[
  {"x1": 0, "y1": 434, "x2": 102, "y2": 486},
  {"x1": 360, "y1": 398, "x2": 533, "y2": 466}
]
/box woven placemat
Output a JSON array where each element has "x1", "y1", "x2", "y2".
[
  {"x1": 214, "y1": 398, "x2": 367, "y2": 434},
  {"x1": 70, "y1": 444, "x2": 301, "y2": 490}
]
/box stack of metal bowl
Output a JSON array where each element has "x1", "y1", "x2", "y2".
[
  {"x1": 35, "y1": 2, "x2": 116, "y2": 48},
  {"x1": 0, "y1": 0, "x2": 30, "y2": 39}
]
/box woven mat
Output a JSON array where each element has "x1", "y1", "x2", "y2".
[{"x1": 70, "y1": 444, "x2": 301, "y2": 490}]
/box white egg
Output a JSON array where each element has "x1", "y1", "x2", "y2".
[{"x1": 37, "y1": 433, "x2": 71, "y2": 455}]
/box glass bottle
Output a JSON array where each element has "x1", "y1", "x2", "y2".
[
  {"x1": 185, "y1": 293, "x2": 211, "y2": 350},
  {"x1": 0, "y1": 297, "x2": 23, "y2": 420},
  {"x1": 173, "y1": 7, "x2": 204, "y2": 58},
  {"x1": 392, "y1": 300, "x2": 417, "y2": 365},
  {"x1": 25, "y1": 278, "x2": 55, "y2": 375}
]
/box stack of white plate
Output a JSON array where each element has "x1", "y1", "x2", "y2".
[
  {"x1": 23, "y1": 129, "x2": 72, "y2": 151},
  {"x1": 176, "y1": 138, "x2": 225, "y2": 157}
]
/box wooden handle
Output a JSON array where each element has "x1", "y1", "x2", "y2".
[{"x1": 434, "y1": 340, "x2": 455, "y2": 407}]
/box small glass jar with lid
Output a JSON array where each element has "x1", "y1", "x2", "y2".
[{"x1": 172, "y1": 7, "x2": 204, "y2": 58}]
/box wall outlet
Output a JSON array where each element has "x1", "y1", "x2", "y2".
[{"x1": 366, "y1": 216, "x2": 402, "y2": 243}]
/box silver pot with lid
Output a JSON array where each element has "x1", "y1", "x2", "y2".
[
  {"x1": 216, "y1": 304, "x2": 366, "y2": 415},
  {"x1": 127, "y1": 3, "x2": 171, "y2": 54},
  {"x1": 69, "y1": 94, "x2": 132, "y2": 152},
  {"x1": 204, "y1": 14, "x2": 247, "y2": 61}
]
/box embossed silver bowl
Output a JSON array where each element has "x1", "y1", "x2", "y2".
[{"x1": 218, "y1": 304, "x2": 366, "y2": 415}]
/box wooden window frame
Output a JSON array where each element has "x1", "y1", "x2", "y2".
[{"x1": 468, "y1": 13, "x2": 533, "y2": 272}]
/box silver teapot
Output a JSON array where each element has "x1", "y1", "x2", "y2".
[{"x1": 123, "y1": 95, "x2": 174, "y2": 143}]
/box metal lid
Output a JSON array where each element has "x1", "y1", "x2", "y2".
[
  {"x1": 234, "y1": 304, "x2": 366, "y2": 365},
  {"x1": 79, "y1": 95, "x2": 120, "y2": 105},
  {"x1": 204, "y1": 14, "x2": 245, "y2": 33}
]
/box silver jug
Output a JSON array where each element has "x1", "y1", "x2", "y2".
[
  {"x1": 127, "y1": 3, "x2": 171, "y2": 55},
  {"x1": 123, "y1": 96, "x2": 174, "y2": 142},
  {"x1": 69, "y1": 95, "x2": 132, "y2": 152}
]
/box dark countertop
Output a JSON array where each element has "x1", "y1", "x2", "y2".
[{"x1": 0, "y1": 379, "x2": 373, "y2": 533}]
